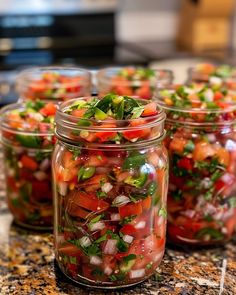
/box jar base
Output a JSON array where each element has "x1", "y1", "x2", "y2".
[
  {"x1": 13, "y1": 218, "x2": 53, "y2": 231},
  {"x1": 56, "y1": 260, "x2": 150, "y2": 290}
]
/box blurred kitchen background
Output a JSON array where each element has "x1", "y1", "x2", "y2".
[{"x1": 0, "y1": 0, "x2": 236, "y2": 104}]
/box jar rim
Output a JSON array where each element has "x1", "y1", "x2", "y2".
[
  {"x1": 96, "y1": 67, "x2": 173, "y2": 86},
  {"x1": 55, "y1": 97, "x2": 166, "y2": 145},
  {"x1": 0, "y1": 102, "x2": 56, "y2": 136},
  {"x1": 16, "y1": 66, "x2": 92, "y2": 89},
  {"x1": 57, "y1": 96, "x2": 166, "y2": 128},
  {"x1": 55, "y1": 129, "x2": 166, "y2": 150}
]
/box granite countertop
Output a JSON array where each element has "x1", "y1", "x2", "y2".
[{"x1": 0, "y1": 155, "x2": 236, "y2": 295}]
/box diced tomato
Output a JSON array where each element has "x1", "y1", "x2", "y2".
[
  {"x1": 141, "y1": 196, "x2": 152, "y2": 211},
  {"x1": 119, "y1": 202, "x2": 142, "y2": 218},
  {"x1": 82, "y1": 174, "x2": 108, "y2": 192},
  {"x1": 142, "y1": 102, "x2": 158, "y2": 116},
  {"x1": 68, "y1": 191, "x2": 109, "y2": 213},
  {"x1": 113, "y1": 86, "x2": 133, "y2": 96},
  {"x1": 82, "y1": 265, "x2": 94, "y2": 280},
  {"x1": 214, "y1": 91, "x2": 224, "y2": 101},
  {"x1": 59, "y1": 244, "x2": 82, "y2": 258},
  {"x1": 95, "y1": 131, "x2": 117, "y2": 142},
  {"x1": 120, "y1": 224, "x2": 137, "y2": 236},
  {"x1": 169, "y1": 137, "x2": 188, "y2": 154},
  {"x1": 63, "y1": 150, "x2": 82, "y2": 169},
  {"x1": 60, "y1": 167, "x2": 78, "y2": 182},
  {"x1": 67, "y1": 205, "x2": 90, "y2": 219},
  {"x1": 193, "y1": 142, "x2": 215, "y2": 161},
  {"x1": 215, "y1": 179, "x2": 226, "y2": 191},
  {"x1": 40, "y1": 102, "x2": 57, "y2": 116},
  {"x1": 86, "y1": 152, "x2": 108, "y2": 167},
  {"x1": 115, "y1": 253, "x2": 128, "y2": 261},
  {"x1": 177, "y1": 158, "x2": 193, "y2": 170},
  {"x1": 215, "y1": 101, "x2": 230, "y2": 109},
  {"x1": 20, "y1": 155, "x2": 38, "y2": 171},
  {"x1": 32, "y1": 180, "x2": 51, "y2": 202},
  {"x1": 123, "y1": 119, "x2": 150, "y2": 141},
  {"x1": 71, "y1": 109, "x2": 86, "y2": 117},
  {"x1": 215, "y1": 148, "x2": 230, "y2": 166},
  {"x1": 135, "y1": 85, "x2": 152, "y2": 100},
  {"x1": 66, "y1": 263, "x2": 78, "y2": 278}
]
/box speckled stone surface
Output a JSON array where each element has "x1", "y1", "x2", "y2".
[{"x1": 0, "y1": 154, "x2": 236, "y2": 295}]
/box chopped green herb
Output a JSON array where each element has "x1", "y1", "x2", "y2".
[{"x1": 158, "y1": 207, "x2": 167, "y2": 218}]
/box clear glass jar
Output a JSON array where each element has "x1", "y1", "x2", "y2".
[
  {"x1": 157, "y1": 86, "x2": 236, "y2": 246},
  {"x1": 188, "y1": 63, "x2": 236, "y2": 87},
  {"x1": 96, "y1": 67, "x2": 173, "y2": 100},
  {"x1": 0, "y1": 102, "x2": 57, "y2": 229},
  {"x1": 16, "y1": 66, "x2": 92, "y2": 102},
  {"x1": 52, "y1": 97, "x2": 168, "y2": 288}
]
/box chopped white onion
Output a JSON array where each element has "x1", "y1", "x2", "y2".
[
  {"x1": 39, "y1": 158, "x2": 50, "y2": 171},
  {"x1": 123, "y1": 234, "x2": 134, "y2": 244},
  {"x1": 129, "y1": 269, "x2": 145, "y2": 279},
  {"x1": 110, "y1": 213, "x2": 121, "y2": 221},
  {"x1": 182, "y1": 210, "x2": 195, "y2": 219},
  {"x1": 103, "y1": 239, "x2": 117, "y2": 255},
  {"x1": 209, "y1": 76, "x2": 222, "y2": 85},
  {"x1": 7, "y1": 168, "x2": 15, "y2": 177},
  {"x1": 101, "y1": 182, "x2": 113, "y2": 193},
  {"x1": 221, "y1": 173, "x2": 233, "y2": 183},
  {"x1": 79, "y1": 236, "x2": 91, "y2": 248},
  {"x1": 33, "y1": 171, "x2": 48, "y2": 181},
  {"x1": 135, "y1": 221, "x2": 146, "y2": 229},
  {"x1": 104, "y1": 266, "x2": 113, "y2": 276},
  {"x1": 89, "y1": 221, "x2": 105, "y2": 231},
  {"x1": 204, "y1": 89, "x2": 214, "y2": 102},
  {"x1": 130, "y1": 138, "x2": 138, "y2": 143},
  {"x1": 58, "y1": 182, "x2": 68, "y2": 196},
  {"x1": 90, "y1": 255, "x2": 102, "y2": 266},
  {"x1": 207, "y1": 134, "x2": 216, "y2": 143},
  {"x1": 29, "y1": 112, "x2": 44, "y2": 121},
  {"x1": 112, "y1": 195, "x2": 130, "y2": 207}
]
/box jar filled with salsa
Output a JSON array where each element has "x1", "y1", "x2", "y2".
[
  {"x1": 52, "y1": 94, "x2": 168, "y2": 288},
  {"x1": 96, "y1": 67, "x2": 173, "y2": 100},
  {"x1": 157, "y1": 85, "x2": 236, "y2": 246},
  {"x1": 16, "y1": 66, "x2": 92, "y2": 102},
  {"x1": 0, "y1": 101, "x2": 57, "y2": 229},
  {"x1": 189, "y1": 63, "x2": 236, "y2": 90}
]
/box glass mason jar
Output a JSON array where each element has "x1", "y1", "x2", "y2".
[
  {"x1": 16, "y1": 66, "x2": 92, "y2": 102},
  {"x1": 157, "y1": 86, "x2": 236, "y2": 246},
  {"x1": 0, "y1": 102, "x2": 57, "y2": 229},
  {"x1": 96, "y1": 67, "x2": 173, "y2": 100},
  {"x1": 188, "y1": 63, "x2": 236, "y2": 88},
  {"x1": 52, "y1": 96, "x2": 168, "y2": 288}
]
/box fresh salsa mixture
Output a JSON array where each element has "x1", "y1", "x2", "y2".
[
  {"x1": 158, "y1": 85, "x2": 236, "y2": 245},
  {"x1": 18, "y1": 70, "x2": 91, "y2": 101},
  {"x1": 1, "y1": 101, "x2": 57, "y2": 228},
  {"x1": 97, "y1": 67, "x2": 172, "y2": 100},
  {"x1": 190, "y1": 63, "x2": 236, "y2": 89},
  {"x1": 53, "y1": 94, "x2": 167, "y2": 286},
  {"x1": 62, "y1": 94, "x2": 163, "y2": 145}
]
